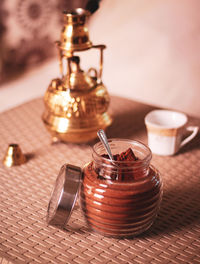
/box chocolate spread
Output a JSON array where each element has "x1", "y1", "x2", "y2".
[{"x1": 80, "y1": 148, "x2": 162, "y2": 237}]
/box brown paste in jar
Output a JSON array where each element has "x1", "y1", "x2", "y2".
[{"x1": 80, "y1": 148, "x2": 162, "y2": 237}]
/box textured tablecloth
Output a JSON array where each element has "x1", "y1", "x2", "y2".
[{"x1": 0, "y1": 96, "x2": 200, "y2": 264}]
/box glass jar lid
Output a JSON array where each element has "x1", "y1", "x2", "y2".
[{"x1": 46, "y1": 164, "x2": 82, "y2": 228}]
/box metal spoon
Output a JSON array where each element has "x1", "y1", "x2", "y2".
[{"x1": 97, "y1": 129, "x2": 114, "y2": 161}]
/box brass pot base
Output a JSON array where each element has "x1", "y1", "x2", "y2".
[
  {"x1": 42, "y1": 109, "x2": 112, "y2": 143},
  {"x1": 43, "y1": 119, "x2": 112, "y2": 143}
]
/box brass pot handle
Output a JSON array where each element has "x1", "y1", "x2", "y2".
[
  {"x1": 87, "y1": 68, "x2": 98, "y2": 80},
  {"x1": 92, "y1": 44, "x2": 106, "y2": 82}
]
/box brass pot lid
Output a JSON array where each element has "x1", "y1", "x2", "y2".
[{"x1": 3, "y1": 144, "x2": 26, "y2": 167}]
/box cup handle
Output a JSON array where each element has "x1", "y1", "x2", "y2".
[{"x1": 180, "y1": 126, "x2": 199, "y2": 148}]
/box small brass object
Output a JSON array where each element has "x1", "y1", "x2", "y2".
[
  {"x1": 3, "y1": 144, "x2": 26, "y2": 167},
  {"x1": 42, "y1": 8, "x2": 112, "y2": 143}
]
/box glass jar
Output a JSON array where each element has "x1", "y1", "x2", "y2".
[{"x1": 47, "y1": 139, "x2": 162, "y2": 238}]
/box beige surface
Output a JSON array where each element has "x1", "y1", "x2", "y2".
[{"x1": 0, "y1": 96, "x2": 200, "y2": 263}]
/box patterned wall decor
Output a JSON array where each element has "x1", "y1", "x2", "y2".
[{"x1": 0, "y1": 0, "x2": 94, "y2": 83}]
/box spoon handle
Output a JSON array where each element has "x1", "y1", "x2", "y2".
[{"x1": 97, "y1": 129, "x2": 114, "y2": 160}]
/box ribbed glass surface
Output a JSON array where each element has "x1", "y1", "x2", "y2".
[
  {"x1": 80, "y1": 139, "x2": 163, "y2": 238},
  {"x1": 81, "y1": 164, "x2": 162, "y2": 237}
]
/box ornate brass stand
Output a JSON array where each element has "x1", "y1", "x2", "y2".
[{"x1": 42, "y1": 8, "x2": 112, "y2": 143}]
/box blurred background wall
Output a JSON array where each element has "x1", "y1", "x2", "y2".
[
  {"x1": 0, "y1": 0, "x2": 200, "y2": 117},
  {"x1": 88, "y1": 0, "x2": 200, "y2": 117}
]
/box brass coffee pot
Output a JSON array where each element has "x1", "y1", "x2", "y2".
[{"x1": 42, "y1": 8, "x2": 112, "y2": 143}]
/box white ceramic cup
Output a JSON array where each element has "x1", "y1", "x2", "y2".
[{"x1": 144, "y1": 110, "x2": 199, "y2": 156}]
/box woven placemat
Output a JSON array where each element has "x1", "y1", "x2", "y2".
[{"x1": 0, "y1": 96, "x2": 200, "y2": 264}]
